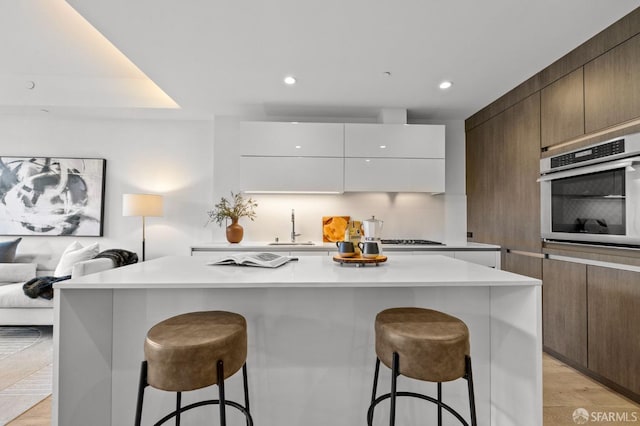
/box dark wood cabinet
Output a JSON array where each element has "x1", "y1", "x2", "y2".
[
  {"x1": 466, "y1": 113, "x2": 502, "y2": 246},
  {"x1": 502, "y1": 94, "x2": 541, "y2": 253},
  {"x1": 466, "y1": 94, "x2": 541, "y2": 254},
  {"x1": 585, "y1": 33, "x2": 640, "y2": 133},
  {"x1": 542, "y1": 258, "x2": 587, "y2": 366},
  {"x1": 541, "y1": 68, "x2": 585, "y2": 148},
  {"x1": 587, "y1": 265, "x2": 640, "y2": 396}
]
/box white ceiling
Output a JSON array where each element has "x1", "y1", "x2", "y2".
[{"x1": 2, "y1": 0, "x2": 640, "y2": 121}]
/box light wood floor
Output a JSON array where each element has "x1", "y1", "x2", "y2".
[{"x1": 7, "y1": 353, "x2": 640, "y2": 425}]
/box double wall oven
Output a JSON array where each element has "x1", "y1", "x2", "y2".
[{"x1": 539, "y1": 132, "x2": 640, "y2": 247}]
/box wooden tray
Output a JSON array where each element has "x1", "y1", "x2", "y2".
[{"x1": 333, "y1": 255, "x2": 387, "y2": 267}]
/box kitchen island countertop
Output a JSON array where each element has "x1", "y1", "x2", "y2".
[{"x1": 59, "y1": 254, "x2": 527, "y2": 290}]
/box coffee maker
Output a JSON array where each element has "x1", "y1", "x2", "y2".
[{"x1": 362, "y1": 216, "x2": 384, "y2": 255}]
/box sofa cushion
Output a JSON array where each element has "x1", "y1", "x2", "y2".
[
  {"x1": 54, "y1": 241, "x2": 99, "y2": 277},
  {"x1": 0, "y1": 263, "x2": 37, "y2": 284},
  {"x1": 0, "y1": 238, "x2": 22, "y2": 263},
  {"x1": 0, "y1": 283, "x2": 53, "y2": 308}
]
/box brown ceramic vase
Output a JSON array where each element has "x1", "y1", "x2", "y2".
[{"x1": 226, "y1": 219, "x2": 244, "y2": 243}]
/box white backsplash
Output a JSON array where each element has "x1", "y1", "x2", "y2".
[{"x1": 208, "y1": 192, "x2": 446, "y2": 243}]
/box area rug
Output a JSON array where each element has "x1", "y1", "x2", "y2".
[{"x1": 0, "y1": 326, "x2": 52, "y2": 425}]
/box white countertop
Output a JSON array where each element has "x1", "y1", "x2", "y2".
[
  {"x1": 191, "y1": 241, "x2": 500, "y2": 252},
  {"x1": 57, "y1": 254, "x2": 537, "y2": 290}
]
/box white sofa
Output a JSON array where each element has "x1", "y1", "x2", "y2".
[{"x1": 0, "y1": 254, "x2": 116, "y2": 326}]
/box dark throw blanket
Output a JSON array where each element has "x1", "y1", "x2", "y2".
[
  {"x1": 95, "y1": 249, "x2": 139, "y2": 267},
  {"x1": 22, "y1": 249, "x2": 139, "y2": 300},
  {"x1": 23, "y1": 275, "x2": 70, "y2": 300}
]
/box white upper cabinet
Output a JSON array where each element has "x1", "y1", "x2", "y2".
[
  {"x1": 239, "y1": 122, "x2": 344, "y2": 193},
  {"x1": 238, "y1": 122, "x2": 446, "y2": 193},
  {"x1": 239, "y1": 122, "x2": 343, "y2": 157},
  {"x1": 344, "y1": 124, "x2": 445, "y2": 158},
  {"x1": 344, "y1": 124, "x2": 445, "y2": 192}
]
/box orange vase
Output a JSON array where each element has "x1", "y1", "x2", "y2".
[{"x1": 226, "y1": 219, "x2": 244, "y2": 243}]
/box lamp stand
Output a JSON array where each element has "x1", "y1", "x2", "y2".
[{"x1": 141, "y1": 216, "x2": 146, "y2": 262}]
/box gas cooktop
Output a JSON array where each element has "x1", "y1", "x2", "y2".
[{"x1": 380, "y1": 239, "x2": 443, "y2": 245}]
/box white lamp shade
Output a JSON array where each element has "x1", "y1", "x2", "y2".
[{"x1": 122, "y1": 194, "x2": 163, "y2": 217}]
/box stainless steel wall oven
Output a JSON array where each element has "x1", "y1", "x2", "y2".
[{"x1": 539, "y1": 132, "x2": 640, "y2": 247}]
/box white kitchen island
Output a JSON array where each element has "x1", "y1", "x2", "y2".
[{"x1": 53, "y1": 255, "x2": 541, "y2": 426}]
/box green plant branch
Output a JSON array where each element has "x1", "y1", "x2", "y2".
[{"x1": 206, "y1": 192, "x2": 258, "y2": 227}]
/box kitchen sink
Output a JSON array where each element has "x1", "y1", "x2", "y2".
[{"x1": 268, "y1": 242, "x2": 315, "y2": 246}]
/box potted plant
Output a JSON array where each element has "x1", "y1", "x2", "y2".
[{"x1": 206, "y1": 192, "x2": 258, "y2": 243}]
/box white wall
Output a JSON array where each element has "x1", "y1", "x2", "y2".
[
  {"x1": 0, "y1": 114, "x2": 214, "y2": 266},
  {"x1": 211, "y1": 116, "x2": 467, "y2": 244}
]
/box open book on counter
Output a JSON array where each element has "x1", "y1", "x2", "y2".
[{"x1": 208, "y1": 252, "x2": 298, "y2": 268}]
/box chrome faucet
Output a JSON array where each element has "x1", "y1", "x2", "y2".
[{"x1": 291, "y1": 209, "x2": 301, "y2": 243}]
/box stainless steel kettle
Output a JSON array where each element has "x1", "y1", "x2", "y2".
[{"x1": 363, "y1": 216, "x2": 384, "y2": 240}]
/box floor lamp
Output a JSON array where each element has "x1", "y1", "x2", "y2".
[{"x1": 123, "y1": 193, "x2": 163, "y2": 261}]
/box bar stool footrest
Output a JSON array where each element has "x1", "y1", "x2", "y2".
[
  {"x1": 367, "y1": 391, "x2": 469, "y2": 426},
  {"x1": 153, "y1": 399, "x2": 254, "y2": 426}
]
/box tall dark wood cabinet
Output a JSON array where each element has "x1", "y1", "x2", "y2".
[
  {"x1": 465, "y1": 113, "x2": 502, "y2": 247},
  {"x1": 466, "y1": 94, "x2": 541, "y2": 277}
]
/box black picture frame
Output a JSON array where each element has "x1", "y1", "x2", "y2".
[{"x1": 0, "y1": 156, "x2": 106, "y2": 236}]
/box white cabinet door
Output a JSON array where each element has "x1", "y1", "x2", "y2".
[
  {"x1": 344, "y1": 158, "x2": 445, "y2": 192},
  {"x1": 345, "y1": 124, "x2": 445, "y2": 158},
  {"x1": 240, "y1": 122, "x2": 344, "y2": 156},
  {"x1": 240, "y1": 156, "x2": 344, "y2": 193},
  {"x1": 239, "y1": 122, "x2": 344, "y2": 193}
]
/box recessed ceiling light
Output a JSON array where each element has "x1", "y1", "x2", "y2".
[
  {"x1": 439, "y1": 81, "x2": 453, "y2": 90},
  {"x1": 379, "y1": 145, "x2": 387, "y2": 149},
  {"x1": 295, "y1": 145, "x2": 302, "y2": 149},
  {"x1": 284, "y1": 76, "x2": 296, "y2": 85}
]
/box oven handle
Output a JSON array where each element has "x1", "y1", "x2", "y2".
[{"x1": 537, "y1": 156, "x2": 640, "y2": 182}]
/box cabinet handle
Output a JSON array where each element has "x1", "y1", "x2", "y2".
[{"x1": 505, "y1": 249, "x2": 547, "y2": 259}]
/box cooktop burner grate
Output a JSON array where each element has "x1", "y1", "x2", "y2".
[{"x1": 380, "y1": 239, "x2": 443, "y2": 245}]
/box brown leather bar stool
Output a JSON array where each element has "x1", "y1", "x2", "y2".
[
  {"x1": 367, "y1": 307, "x2": 477, "y2": 426},
  {"x1": 134, "y1": 311, "x2": 253, "y2": 426}
]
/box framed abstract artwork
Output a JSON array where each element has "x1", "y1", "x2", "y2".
[{"x1": 0, "y1": 157, "x2": 106, "y2": 236}]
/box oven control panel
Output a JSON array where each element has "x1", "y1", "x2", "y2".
[{"x1": 550, "y1": 139, "x2": 625, "y2": 169}]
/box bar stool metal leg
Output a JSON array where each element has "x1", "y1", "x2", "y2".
[
  {"x1": 367, "y1": 358, "x2": 381, "y2": 426},
  {"x1": 243, "y1": 364, "x2": 251, "y2": 426},
  {"x1": 175, "y1": 392, "x2": 181, "y2": 426},
  {"x1": 217, "y1": 360, "x2": 227, "y2": 426},
  {"x1": 390, "y1": 352, "x2": 399, "y2": 426},
  {"x1": 437, "y1": 382, "x2": 443, "y2": 426},
  {"x1": 135, "y1": 361, "x2": 148, "y2": 426},
  {"x1": 465, "y1": 355, "x2": 477, "y2": 426}
]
